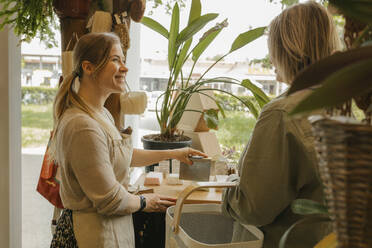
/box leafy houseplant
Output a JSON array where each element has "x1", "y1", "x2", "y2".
[
  {"x1": 141, "y1": 0, "x2": 269, "y2": 142},
  {"x1": 0, "y1": 0, "x2": 58, "y2": 47}
]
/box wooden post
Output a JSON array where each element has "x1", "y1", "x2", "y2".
[
  {"x1": 53, "y1": 0, "x2": 92, "y2": 51},
  {"x1": 104, "y1": 0, "x2": 132, "y2": 130},
  {"x1": 60, "y1": 19, "x2": 87, "y2": 51}
]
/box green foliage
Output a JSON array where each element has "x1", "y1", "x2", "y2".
[
  {"x1": 269, "y1": 0, "x2": 299, "y2": 8},
  {"x1": 330, "y1": 0, "x2": 372, "y2": 25},
  {"x1": 214, "y1": 93, "x2": 260, "y2": 112},
  {"x1": 22, "y1": 103, "x2": 53, "y2": 129},
  {"x1": 206, "y1": 54, "x2": 225, "y2": 62},
  {"x1": 0, "y1": 0, "x2": 58, "y2": 47},
  {"x1": 141, "y1": 0, "x2": 268, "y2": 138},
  {"x1": 22, "y1": 86, "x2": 58, "y2": 105},
  {"x1": 213, "y1": 111, "x2": 256, "y2": 164},
  {"x1": 229, "y1": 27, "x2": 266, "y2": 53},
  {"x1": 22, "y1": 104, "x2": 53, "y2": 147},
  {"x1": 270, "y1": 0, "x2": 327, "y2": 8},
  {"x1": 146, "y1": 0, "x2": 187, "y2": 15},
  {"x1": 249, "y1": 55, "x2": 273, "y2": 69},
  {"x1": 213, "y1": 93, "x2": 259, "y2": 164},
  {"x1": 288, "y1": 44, "x2": 372, "y2": 115},
  {"x1": 291, "y1": 199, "x2": 329, "y2": 215}
]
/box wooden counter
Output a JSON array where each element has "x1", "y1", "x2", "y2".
[
  {"x1": 151, "y1": 178, "x2": 223, "y2": 204},
  {"x1": 134, "y1": 173, "x2": 223, "y2": 204}
]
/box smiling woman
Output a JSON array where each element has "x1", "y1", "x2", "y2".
[{"x1": 47, "y1": 32, "x2": 207, "y2": 248}]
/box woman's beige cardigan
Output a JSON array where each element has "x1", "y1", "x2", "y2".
[{"x1": 55, "y1": 107, "x2": 135, "y2": 248}]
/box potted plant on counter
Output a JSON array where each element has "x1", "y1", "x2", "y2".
[{"x1": 140, "y1": 0, "x2": 269, "y2": 151}]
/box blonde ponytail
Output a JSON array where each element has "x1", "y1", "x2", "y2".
[{"x1": 48, "y1": 73, "x2": 83, "y2": 161}]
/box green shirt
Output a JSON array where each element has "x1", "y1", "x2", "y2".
[{"x1": 222, "y1": 90, "x2": 329, "y2": 248}]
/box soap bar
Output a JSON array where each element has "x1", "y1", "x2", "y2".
[
  {"x1": 144, "y1": 172, "x2": 163, "y2": 185},
  {"x1": 167, "y1": 174, "x2": 183, "y2": 185}
]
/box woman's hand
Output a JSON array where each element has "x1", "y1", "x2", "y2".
[
  {"x1": 172, "y1": 147, "x2": 208, "y2": 165},
  {"x1": 141, "y1": 193, "x2": 176, "y2": 212}
]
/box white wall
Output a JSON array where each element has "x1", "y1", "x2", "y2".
[{"x1": 0, "y1": 27, "x2": 22, "y2": 248}]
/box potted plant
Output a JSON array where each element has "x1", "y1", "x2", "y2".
[
  {"x1": 140, "y1": 0, "x2": 269, "y2": 151},
  {"x1": 282, "y1": 1, "x2": 372, "y2": 247}
]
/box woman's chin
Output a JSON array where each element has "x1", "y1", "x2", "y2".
[{"x1": 112, "y1": 82, "x2": 126, "y2": 93}]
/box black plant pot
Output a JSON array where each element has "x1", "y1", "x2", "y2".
[{"x1": 141, "y1": 135, "x2": 192, "y2": 173}]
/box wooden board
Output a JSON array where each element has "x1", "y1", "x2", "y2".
[{"x1": 143, "y1": 175, "x2": 223, "y2": 204}]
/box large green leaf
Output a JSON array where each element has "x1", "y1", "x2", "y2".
[
  {"x1": 330, "y1": 0, "x2": 372, "y2": 24},
  {"x1": 168, "y1": 3, "x2": 180, "y2": 70},
  {"x1": 192, "y1": 29, "x2": 222, "y2": 62},
  {"x1": 141, "y1": 17, "x2": 169, "y2": 39},
  {"x1": 290, "y1": 58, "x2": 372, "y2": 115},
  {"x1": 203, "y1": 109, "x2": 219, "y2": 130},
  {"x1": 174, "y1": 39, "x2": 192, "y2": 82},
  {"x1": 229, "y1": 26, "x2": 266, "y2": 53},
  {"x1": 241, "y1": 79, "x2": 270, "y2": 108},
  {"x1": 241, "y1": 98, "x2": 259, "y2": 119},
  {"x1": 192, "y1": 20, "x2": 227, "y2": 62},
  {"x1": 291, "y1": 199, "x2": 329, "y2": 215},
  {"x1": 188, "y1": 0, "x2": 201, "y2": 25},
  {"x1": 214, "y1": 97, "x2": 226, "y2": 118},
  {"x1": 288, "y1": 46, "x2": 372, "y2": 95},
  {"x1": 176, "y1": 13, "x2": 218, "y2": 46}
]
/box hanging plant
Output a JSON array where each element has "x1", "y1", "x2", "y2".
[
  {"x1": 0, "y1": 0, "x2": 58, "y2": 47},
  {"x1": 0, "y1": 0, "x2": 104, "y2": 48}
]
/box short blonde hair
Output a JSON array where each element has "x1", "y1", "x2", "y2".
[{"x1": 268, "y1": 1, "x2": 341, "y2": 83}]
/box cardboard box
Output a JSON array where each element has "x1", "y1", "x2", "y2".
[
  {"x1": 177, "y1": 89, "x2": 218, "y2": 132},
  {"x1": 183, "y1": 130, "x2": 222, "y2": 158}
]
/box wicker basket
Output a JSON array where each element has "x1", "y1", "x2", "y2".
[{"x1": 311, "y1": 117, "x2": 372, "y2": 248}]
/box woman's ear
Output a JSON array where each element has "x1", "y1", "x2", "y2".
[{"x1": 81, "y1": 61, "x2": 95, "y2": 76}]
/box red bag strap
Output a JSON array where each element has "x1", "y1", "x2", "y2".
[{"x1": 40, "y1": 131, "x2": 56, "y2": 179}]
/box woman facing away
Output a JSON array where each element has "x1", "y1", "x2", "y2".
[
  {"x1": 222, "y1": 2, "x2": 342, "y2": 248},
  {"x1": 49, "y1": 32, "x2": 206, "y2": 248}
]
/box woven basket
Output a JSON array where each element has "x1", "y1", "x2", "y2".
[{"x1": 311, "y1": 117, "x2": 372, "y2": 248}]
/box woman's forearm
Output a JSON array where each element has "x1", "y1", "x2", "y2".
[{"x1": 131, "y1": 148, "x2": 174, "y2": 167}]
